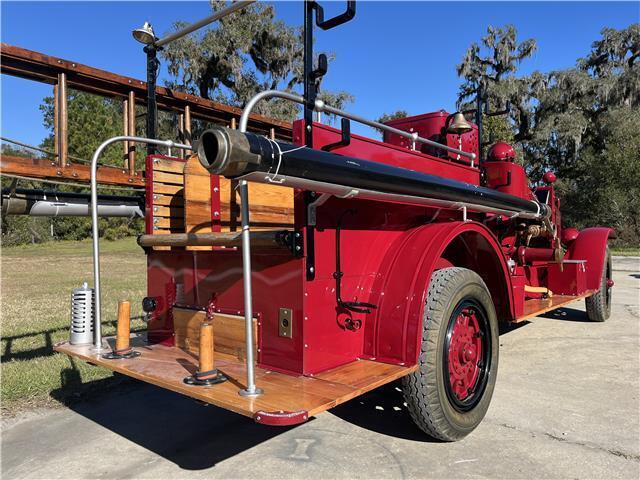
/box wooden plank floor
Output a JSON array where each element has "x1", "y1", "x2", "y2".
[
  {"x1": 516, "y1": 291, "x2": 595, "y2": 322},
  {"x1": 54, "y1": 334, "x2": 415, "y2": 420}
]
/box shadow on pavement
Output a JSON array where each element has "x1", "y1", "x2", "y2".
[
  {"x1": 539, "y1": 306, "x2": 589, "y2": 322},
  {"x1": 51, "y1": 374, "x2": 295, "y2": 470}
]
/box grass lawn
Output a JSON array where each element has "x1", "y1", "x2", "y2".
[
  {"x1": 611, "y1": 247, "x2": 640, "y2": 257},
  {"x1": 1, "y1": 237, "x2": 147, "y2": 416}
]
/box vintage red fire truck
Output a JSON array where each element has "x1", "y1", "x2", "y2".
[{"x1": 55, "y1": 1, "x2": 614, "y2": 441}]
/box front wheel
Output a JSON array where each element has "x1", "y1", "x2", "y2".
[
  {"x1": 585, "y1": 246, "x2": 612, "y2": 322},
  {"x1": 402, "y1": 267, "x2": 499, "y2": 441}
]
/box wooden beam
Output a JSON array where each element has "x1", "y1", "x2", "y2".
[
  {"x1": 0, "y1": 155, "x2": 144, "y2": 187},
  {"x1": 137, "y1": 231, "x2": 290, "y2": 248},
  {"x1": 127, "y1": 90, "x2": 136, "y2": 174},
  {"x1": 57, "y1": 72, "x2": 68, "y2": 167}
]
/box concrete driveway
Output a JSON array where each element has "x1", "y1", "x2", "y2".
[{"x1": 2, "y1": 259, "x2": 639, "y2": 479}]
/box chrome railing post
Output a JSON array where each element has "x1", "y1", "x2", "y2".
[{"x1": 90, "y1": 136, "x2": 191, "y2": 350}]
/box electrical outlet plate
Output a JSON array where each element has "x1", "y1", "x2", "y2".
[{"x1": 278, "y1": 308, "x2": 293, "y2": 338}]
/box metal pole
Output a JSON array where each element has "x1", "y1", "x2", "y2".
[
  {"x1": 90, "y1": 135, "x2": 191, "y2": 350},
  {"x1": 237, "y1": 179, "x2": 262, "y2": 396},
  {"x1": 236, "y1": 105, "x2": 265, "y2": 396},
  {"x1": 303, "y1": 0, "x2": 315, "y2": 148},
  {"x1": 145, "y1": 47, "x2": 159, "y2": 155},
  {"x1": 155, "y1": 1, "x2": 255, "y2": 48},
  {"x1": 476, "y1": 83, "x2": 484, "y2": 165}
]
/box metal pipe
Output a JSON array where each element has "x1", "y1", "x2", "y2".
[
  {"x1": 237, "y1": 105, "x2": 267, "y2": 397},
  {"x1": 2, "y1": 187, "x2": 143, "y2": 217},
  {"x1": 317, "y1": 101, "x2": 476, "y2": 160},
  {"x1": 155, "y1": 1, "x2": 255, "y2": 47},
  {"x1": 237, "y1": 180, "x2": 262, "y2": 397},
  {"x1": 198, "y1": 128, "x2": 542, "y2": 217},
  {"x1": 32, "y1": 201, "x2": 142, "y2": 217},
  {"x1": 90, "y1": 136, "x2": 191, "y2": 350},
  {"x1": 144, "y1": 47, "x2": 159, "y2": 155},
  {"x1": 238, "y1": 90, "x2": 476, "y2": 161}
]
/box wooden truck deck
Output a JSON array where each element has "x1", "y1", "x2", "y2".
[{"x1": 54, "y1": 333, "x2": 416, "y2": 425}]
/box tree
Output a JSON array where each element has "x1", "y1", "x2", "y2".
[
  {"x1": 456, "y1": 23, "x2": 640, "y2": 245},
  {"x1": 161, "y1": 0, "x2": 353, "y2": 121}
]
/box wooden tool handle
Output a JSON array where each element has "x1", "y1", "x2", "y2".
[
  {"x1": 115, "y1": 300, "x2": 131, "y2": 352},
  {"x1": 198, "y1": 322, "x2": 215, "y2": 375}
]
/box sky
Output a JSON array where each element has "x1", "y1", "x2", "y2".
[{"x1": 1, "y1": 1, "x2": 638, "y2": 145}]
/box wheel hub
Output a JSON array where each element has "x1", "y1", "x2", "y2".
[{"x1": 447, "y1": 307, "x2": 484, "y2": 402}]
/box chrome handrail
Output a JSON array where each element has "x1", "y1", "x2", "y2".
[
  {"x1": 90, "y1": 136, "x2": 192, "y2": 349},
  {"x1": 238, "y1": 89, "x2": 476, "y2": 161}
]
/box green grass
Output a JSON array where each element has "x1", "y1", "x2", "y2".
[
  {"x1": 611, "y1": 247, "x2": 640, "y2": 256},
  {"x1": 1, "y1": 237, "x2": 147, "y2": 416}
]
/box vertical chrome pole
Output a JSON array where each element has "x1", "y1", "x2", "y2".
[{"x1": 238, "y1": 179, "x2": 262, "y2": 396}]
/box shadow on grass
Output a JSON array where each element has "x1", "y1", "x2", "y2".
[
  {"x1": 50, "y1": 360, "x2": 295, "y2": 471},
  {"x1": 1, "y1": 317, "x2": 146, "y2": 363}
]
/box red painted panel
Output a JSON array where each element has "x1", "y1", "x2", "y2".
[
  {"x1": 485, "y1": 161, "x2": 535, "y2": 200},
  {"x1": 146, "y1": 250, "x2": 305, "y2": 373},
  {"x1": 383, "y1": 111, "x2": 479, "y2": 165},
  {"x1": 364, "y1": 221, "x2": 513, "y2": 366},
  {"x1": 292, "y1": 120, "x2": 480, "y2": 184},
  {"x1": 566, "y1": 227, "x2": 615, "y2": 291}
]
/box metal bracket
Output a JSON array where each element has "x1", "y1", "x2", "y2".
[
  {"x1": 307, "y1": 193, "x2": 332, "y2": 226},
  {"x1": 322, "y1": 118, "x2": 351, "y2": 152},
  {"x1": 276, "y1": 230, "x2": 303, "y2": 257}
]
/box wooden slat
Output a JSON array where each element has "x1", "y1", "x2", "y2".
[
  {"x1": 55, "y1": 335, "x2": 415, "y2": 419},
  {"x1": 151, "y1": 205, "x2": 184, "y2": 218},
  {"x1": 152, "y1": 194, "x2": 183, "y2": 207},
  {"x1": 0, "y1": 155, "x2": 144, "y2": 187},
  {"x1": 184, "y1": 155, "x2": 213, "y2": 251},
  {"x1": 153, "y1": 217, "x2": 184, "y2": 229},
  {"x1": 219, "y1": 177, "x2": 294, "y2": 231},
  {"x1": 152, "y1": 158, "x2": 185, "y2": 174},
  {"x1": 152, "y1": 183, "x2": 184, "y2": 195},
  {"x1": 173, "y1": 308, "x2": 257, "y2": 360},
  {"x1": 153, "y1": 171, "x2": 184, "y2": 186}
]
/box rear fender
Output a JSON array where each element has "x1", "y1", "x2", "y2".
[
  {"x1": 363, "y1": 221, "x2": 512, "y2": 366},
  {"x1": 566, "y1": 227, "x2": 615, "y2": 291}
]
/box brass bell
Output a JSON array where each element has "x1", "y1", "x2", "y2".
[{"x1": 447, "y1": 112, "x2": 473, "y2": 135}]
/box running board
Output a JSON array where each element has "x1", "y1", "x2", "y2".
[{"x1": 54, "y1": 334, "x2": 416, "y2": 425}]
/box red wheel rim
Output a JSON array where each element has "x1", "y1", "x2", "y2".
[{"x1": 444, "y1": 299, "x2": 491, "y2": 412}]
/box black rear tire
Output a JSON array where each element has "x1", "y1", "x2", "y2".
[
  {"x1": 585, "y1": 246, "x2": 612, "y2": 322},
  {"x1": 402, "y1": 267, "x2": 499, "y2": 441}
]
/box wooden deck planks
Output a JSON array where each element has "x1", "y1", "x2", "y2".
[
  {"x1": 516, "y1": 291, "x2": 595, "y2": 322},
  {"x1": 54, "y1": 334, "x2": 415, "y2": 419}
]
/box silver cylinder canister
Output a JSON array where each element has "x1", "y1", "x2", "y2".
[{"x1": 70, "y1": 282, "x2": 94, "y2": 345}]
